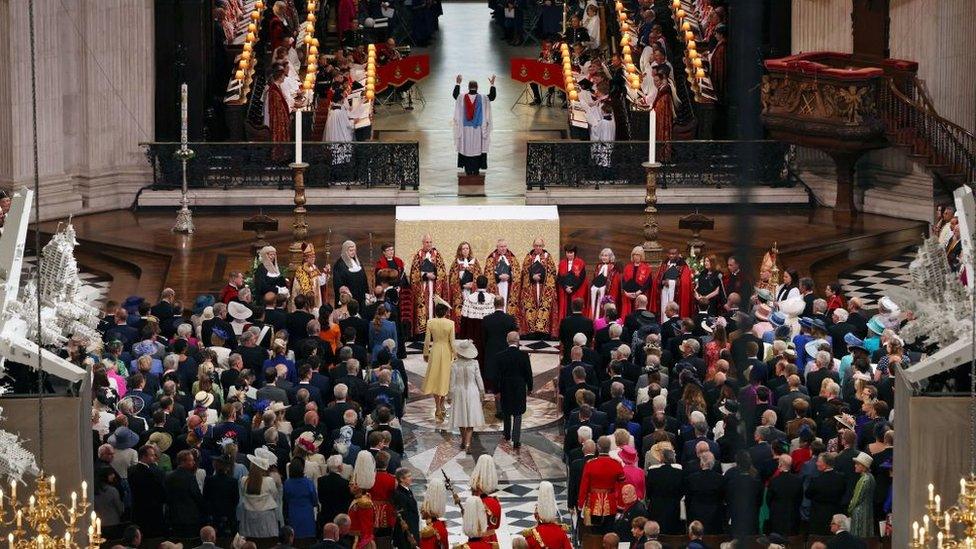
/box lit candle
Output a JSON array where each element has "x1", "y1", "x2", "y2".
[
  {"x1": 71, "y1": 491, "x2": 77, "y2": 513},
  {"x1": 64, "y1": 531, "x2": 71, "y2": 544},
  {"x1": 920, "y1": 527, "x2": 926, "y2": 543},
  {"x1": 16, "y1": 509, "x2": 21, "y2": 529},
  {"x1": 81, "y1": 481, "x2": 87, "y2": 502},
  {"x1": 0, "y1": 488, "x2": 4, "y2": 512},
  {"x1": 945, "y1": 511, "x2": 951, "y2": 531},
  {"x1": 28, "y1": 495, "x2": 34, "y2": 511},
  {"x1": 938, "y1": 531, "x2": 944, "y2": 548},
  {"x1": 962, "y1": 477, "x2": 968, "y2": 496},
  {"x1": 929, "y1": 483, "x2": 935, "y2": 502},
  {"x1": 49, "y1": 475, "x2": 55, "y2": 494},
  {"x1": 913, "y1": 521, "x2": 919, "y2": 542},
  {"x1": 9, "y1": 479, "x2": 15, "y2": 501},
  {"x1": 924, "y1": 514, "x2": 930, "y2": 534},
  {"x1": 295, "y1": 108, "x2": 303, "y2": 164},
  {"x1": 181, "y1": 83, "x2": 189, "y2": 148},
  {"x1": 7, "y1": 533, "x2": 13, "y2": 549},
  {"x1": 95, "y1": 517, "x2": 101, "y2": 536},
  {"x1": 935, "y1": 494, "x2": 941, "y2": 513},
  {"x1": 88, "y1": 525, "x2": 94, "y2": 542},
  {"x1": 648, "y1": 108, "x2": 656, "y2": 165},
  {"x1": 90, "y1": 511, "x2": 96, "y2": 526}
]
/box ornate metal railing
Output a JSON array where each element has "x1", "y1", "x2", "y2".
[
  {"x1": 525, "y1": 139, "x2": 795, "y2": 189},
  {"x1": 141, "y1": 141, "x2": 420, "y2": 190}
]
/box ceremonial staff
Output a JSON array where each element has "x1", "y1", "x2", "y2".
[{"x1": 441, "y1": 470, "x2": 464, "y2": 515}]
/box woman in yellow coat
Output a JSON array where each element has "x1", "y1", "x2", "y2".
[{"x1": 423, "y1": 301, "x2": 455, "y2": 421}]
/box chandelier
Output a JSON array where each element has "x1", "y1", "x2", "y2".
[{"x1": 2, "y1": 475, "x2": 103, "y2": 548}]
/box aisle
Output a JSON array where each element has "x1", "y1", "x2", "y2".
[{"x1": 373, "y1": 2, "x2": 566, "y2": 204}]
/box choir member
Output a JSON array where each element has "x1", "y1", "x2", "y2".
[
  {"x1": 557, "y1": 244, "x2": 588, "y2": 327},
  {"x1": 588, "y1": 248, "x2": 620, "y2": 321},
  {"x1": 619, "y1": 246, "x2": 653, "y2": 318}
]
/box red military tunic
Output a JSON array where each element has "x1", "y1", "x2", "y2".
[
  {"x1": 348, "y1": 493, "x2": 376, "y2": 549},
  {"x1": 452, "y1": 539, "x2": 497, "y2": 549},
  {"x1": 619, "y1": 261, "x2": 654, "y2": 318},
  {"x1": 369, "y1": 471, "x2": 398, "y2": 530},
  {"x1": 577, "y1": 455, "x2": 624, "y2": 518},
  {"x1": 522, "y1": 522, "x2": 573, "y2": 549},
  {"x1": 479, "y1": 493, "x2": 502, "y2": 542},
  {"x1": 420, "y1": 518, "x2": 449, "y2": 549},
  {"x1": 556, "y1": 257, "x2": 588, "y2": 325}
]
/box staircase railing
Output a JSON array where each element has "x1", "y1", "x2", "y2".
[{"x1": 878, "y1": 78, "x2": 975, "y2": 189}]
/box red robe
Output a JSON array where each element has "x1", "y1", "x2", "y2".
[
  {"x1": 480, "y1": 494, "x2": 502, "y2": 542},
  {"x1": 652, "y1": 259, "x2": 694, "y2": 317},
  {"x1": 577, "y1": 455, "x2": 624, "y2": 518},
  {"x1": 268, "y1": 82, "x2": 291, "y2": 143},
  {"x1": 556, "y1": 257, "x2": 588, "y2": 325},
  {"x1": 348, "y1": 493, "x2": 375, "y2": 548},
  {"x1": 586, "y1": 262, "x2": 620, "y2": 320},
  {"x1": 369, "y1": 471, "x2": 398, "y2": 529},
  {"x1": 419, "y1": 518, "x2": 448, "y2": 549},
  {"x1": 522, "y1": 522, "x2": 573, "y2": 549},
  {"x1": 374, "y1": 256, "x2": 406, "y2": 282},
  {"x1": 652, "y1": 84, "x2": 674, "y2": 161},
  {"x1": 619, "y1": 262, "x2": 654, "y2": 318}
]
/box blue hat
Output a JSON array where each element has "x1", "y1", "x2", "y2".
[
  {"x1": 211, "y1": 326, "x2": 230, "y2": 341},
  {"x1": 133, "y1": 340, "x2": 157, "y2": 357},
  {"x1": 122, "y1": 296, "x2": 144, "y2": 316},
  {"x1": 844, "y1": 332, "x2": 867, "y2": 353},
  {"x1": 108, "y1": 427, "x2": 139, "y2": 450},
  {"x1": 867, "y1": 316, "x2": 886, "y2": 335},
  {"x1": 798, "y1": 317, "x2": 814, "y2": 329},
  {"x1": 769, "y1": 311, "x2": 787, "y2": 327},
  {"x1": 193, "y1": 294, "x2": 216, "y2": 315},
  {"x1": 810, "y1": 318, "x2": 827, "y2": 332}
]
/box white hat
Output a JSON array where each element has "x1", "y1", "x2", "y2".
[
  {"x1": 878, "y1": 296, "x2": 900, "y2": 314},
  {"x1": 247, "y1": 453, "x2": 271, "y2": 471},
  {"x1": 535, "y1": 481, "x2": 559, "y2": 523},
  {"x1": 454, "y1": 339, "x2": 478, "y2": 359},
  {"x1": 254, "y1": 446, "x2": 278, "y2": 466},
  {"x1": 194, "y1": 391, "x2": 215, "y2": 408},
  {"x1": 853, "y1": 452, "x2": 873, "y2": 469},
  {"x1": 228, "y1": 301, "x2": 253, "y2": 321},
  {"x1": 201, "y1": 306, "x2": 214, "y2": 321}
]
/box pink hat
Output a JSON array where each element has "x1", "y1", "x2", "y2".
[{"x1": 619, "y1": 444, "x2": 637, "y2": 464}]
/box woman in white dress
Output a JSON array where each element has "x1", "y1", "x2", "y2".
[{"x1": 448, "y1": 340, "x2": 485, "y2": 452}]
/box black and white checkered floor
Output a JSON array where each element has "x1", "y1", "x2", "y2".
[
  {"x1": 22, "y1": 254, "x2": 112, "y2": 306},
  {"x1": 838, "y1": 250, "x2": 914, "y2": 310},
  {"x1": 415, "y1": 480, "x2": 571, "y2": 543},
  {"x1": 406, "y1": 339, "x2": 561, "y2": 355}
]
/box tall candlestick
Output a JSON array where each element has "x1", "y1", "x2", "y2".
[
  {"x1": 180, "y1": 83, "x2": 189, "y2": 149},
  {"x1": 648, "y1": 108, "x2": 656, "y2": 165},
  {"x1": 295, "y1": 108, "x2": 303, "y2": 164}
]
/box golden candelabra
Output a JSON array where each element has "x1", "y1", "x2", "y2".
[
  {"x1": 1, "y1": 474, "x2": 102, "y2": 549},
  {"x1": 910, "y1": 476, "x2": 976, "y2": 547}
]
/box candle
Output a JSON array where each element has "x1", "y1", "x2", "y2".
[
  {"x1": 963, "y1": 477, "x2": 968, "y2": 496},
  {"x1": 929, "y1": 483, "x2": 935, "y2": 502},
  {"x1": 938, "y1": 531, "x2": 944, "y2": 548},
  {"x1": 913, "y1": 521, "x2": 919, "y2": 542},
  {"x1": 9, "y1": 479, "x2": 15, "y2": 501},
  {"x1": 295, "y1": 108, "x2": 303, "y2": 164},
  {"x1": 945, "y1": 512, "x2": 951, "y2": 531},
  {"x1": 180, "y1": 83, "x2": 188, "y2": 148},
  {"x1": 50, "y1": 475, "x2": 55, "y2": 494},
  {"x1": 920, "y1": 527, "x2": 926, "y2": 543},
  {"x1": 648, "y1": 108, "x2": 656, "y2": 164},
  {"x1": 924, "y1": 514, "x2": 930, "y2": 534},
  {"x1": 81, "y1": 481, "x2": 87, "y2": 501},
  {"x1": 64, "y1": 531, "x2": 71, "y2": 544},
  {"x1": 71, "y1": 491, "x2": 77, "y2": 513},
  {"x1": 0, "y1": 488, "x2": 3, "y2": 512},
  {"x1": 7, "y1": 533, "x2": 13, "y2": 549},
  {"x1": 935, "y1": 494, "x2": 941, "y2": 513},
  {"x1": 96, "y1": 517, "x2": 101, "y2": 536},
  {"x1": 16, "y1": 509, "x2": 21, "y2": 528},
  {"x1": 28, "y1": 495, "x2": 34, "y2": 511}
]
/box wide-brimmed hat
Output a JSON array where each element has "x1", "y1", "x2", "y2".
[
  {"x1": 755, "y1": 288, "x2": 774, "y2": 305},
  {"x1": 853, "y1": 452, "x2": 873, "y2": 469},
  {"x1": 119, "y1": 394, "x2": 145, "y2": 416},
  {"x1": 867, "y1": 316, "x2": 886, "y2": 335},
  {"x1": 618, "y1": 445, "x2": 637, "y2": 464},
  {"x1": 804, "y1": 338, "x2": 829, "y2": 359},
  {"x1": 133, "y1": 340, "x2": 158, "y2": 357},
  {"x1": 779, "y1": 298, "x2": 805, "y2": 317},
  {"x1": 108, "y1": 427, "x2": 139, "y2": 450},
  {"x1": 809, "y1": 318, "x2": 827, "y2": 332},
  {"x1": 844, "y1": 332, "x2": 867, "y2": 353},
  {"x1": 194, "y1": 391, "x2": 215, "y2": 408},
  {"x1": 769, "y1": 311, "x2": 787, "y2": 327},
  {"x1": 211, "y1": 326, "x2": 230, "y2": 342},
  {"x1": 193, "y1": 294, "x2": 216, "y2": 315},
  {"x1": 228, "y1": 301, "x2": 253, "y2": 321},
  {"x1": 247, "y1": 453, "x2": 272, "y2": 471},
  {"x1": 834, "y1": 413, "x2": 855, "y2": 431},
  {"x1": 798, "y1": 317, "x2": 814, "y2": 329},
  {"x1": 268, "y1": 401, "x2": 290, "y2": 413},
  {"x1": 297, "y1": 431, "x2": 324, "y2": 452},
  {"x1": 254, "y1": 446, "x2": 278, "y2": 466},
  {"x1": 148, "y1": 431, "x2": 173, "y2": 453},
  {"x1": 454, "y1": 339, "x2": 478, "y2": 359},
  {"x1": 754, "y1": 303, "x2": 772, "y2": 322},
  {"x1": 878, "y1": 296, "x2": 900, "y2": 314}
]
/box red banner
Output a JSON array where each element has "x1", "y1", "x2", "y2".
[
  {"x1": 509, "y1": 58, "x2": 565, "y2": 91},
  {"x1": 376, "y1": 55, "x2": 431, "y2": 92}
]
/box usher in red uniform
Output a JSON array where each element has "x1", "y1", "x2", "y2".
[
  {"x1": 577, "y1": 454, "x2": 624, "y2": 522},
  {"x1": 522, "y1": 522, "x2": 573, "y2": 549},
  {"x1": 479, "y1": 493, "x2": 502, "y2": 543},
  {"x1": 420, "y1": 518, "x2": 449, "y2": 549},
  {"x1": 369, "y1": 471, "x2": 398, "y2": 531},
  {"x1": 348, "y1": 493, "x2": 375, "y2": 549}
]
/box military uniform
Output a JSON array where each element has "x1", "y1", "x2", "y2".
[
  {"x1": 349, "y1": 492, "x2": 376, "y2": 549},
  {"x1": 577, "y1": 453, "x2": 624, "y2": 546},
  {"x1": 420, "y1": 518, "x2": 449, "y2": 549},
  {"x1": 478, "y1": 493, "x2": 502, "y2": 542},
  {"x1": 521, "y1": 522, "x2": 573, "y2": 549}
]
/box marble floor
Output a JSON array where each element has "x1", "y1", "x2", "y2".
[{"x1": 373, "y1": 2, "x2": 567, "y2": 204}]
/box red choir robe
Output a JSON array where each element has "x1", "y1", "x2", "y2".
[
  {"x1": 652, "y1": 258, "x2": 694, "y2": 317},
  {"x1": 619, "y1": 261, "x2": 654, "y2": 318},
  {"x1": 709, "y1": 38, "x2": 727, "y2": 103},
  {"x1": 348, "y1": 492, "x2": 376, "y2": 548},
  {"x1": 408, "y1": 247, "x2": 447, "y2": 336},
  {"x1": 420, "y1": 518, "x2": 449, "y2": 549},
  {"x1": 556, "y1": 257, "x2": 587, "y2": 325},
  {"x1": 516, "y1": 250, "x2": 559, "y2": 336},
  {"x1": 521, "y1": 522, "x2": 573, "y2": 549},
  {"x1": 374, "y1": 256, "x2": 406, "y2": 283},
  {"x1": 267, "y1": 82, "x2": 292, "y2": 163},
  {"x1": 586, "y1": 261, "x2": 621, "y2": 320},
  {"x1": 369, "y1": 471, "x2": 398, "y2": 530},
  {"x1": 652, "y1": 84, "x2": 674, "y2": 161}
]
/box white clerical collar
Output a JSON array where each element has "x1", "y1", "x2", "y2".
[
  {"x1": 347, "y1": 258, "x2": 362, "y2": 273},
  {"x1": 458, "y1": 258, "x2": 470, "y2": 266},
  {"x1": 499, "y1": 255, "x2": 508, "y2": 264}
]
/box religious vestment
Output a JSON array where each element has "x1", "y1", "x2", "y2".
[
  {"x1": 267, "y1": 81, "x2": 291, "y2": 163},
  {"x1": 461, "y1": 290, "x2": 495, "y2": 371},
  {"x1": 333, "y1": 256, "x2": 369, "y2": 307},
  {"x1": 517, "y1": 249, "x2": 558, "y2": 336},
  {"x1": 375, "y1": 255, "x2": 406, "y2": 286},
  {"x1": 556, "y1": 257, "x2": 588, "y2": 326},
  {"x1": 619, "y1": 261, "x2": 654, "y2": 318},
  {"x1": 652, "y1": 83, "x2": 675, "y2": 160},
  {"x1": 325, "y1": 98, "x2": 355, "y2": 166},
  {"x1": 484, "y1": 249, "x2": 521, "y2": 315},
  {"x1": 292, "y1": 259, "x2": 327, "y2": 309},
  {"x1": 453, "y1": 85, "x2": 495, "y2": 175},
  {"x1": 588, "y1": 261, "x2": 620, "y2": 320},
  {"x1": 654, "y1": 256, "x2": 694, "y2": 317},
  {"x1": 409, "y1": 247, "x2": 447, "y2": 335},
  {"x1": 448, "y1": 257, "x2": 482, "y2": 324}
]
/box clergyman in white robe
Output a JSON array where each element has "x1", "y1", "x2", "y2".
[{"x1": 452, "y1": 80, "x2": 496, "y2": 175}]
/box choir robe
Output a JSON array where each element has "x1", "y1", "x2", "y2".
[
  {"x1": 267, "y1": 82, "x2": 291, "y2": 163},
  {"x1": 453, "y1": 86, "x2": 495, "y2": 175},
  {"x1": 556, "y1": 257, "x2": 588, "y2": 325},
  {"x1": 409, "y1": 248, "x2": 447, "y2": 336},
  {"x1": 516, "y1": 250, "x2": 559, "y2": 336},
  {"x1": 521, "y1": 522, "x2": 573, "y2": 549},
  {"x1": 484, "y1": 250, "x2": 521, "y2": 316},
  {"x1": 619, "y1": 261, "x2": 654, "y2": 318},
  {"x1": 374, "y1": 256, "x2": 406, "y2": 286},
  {"x1": 325, "y1": 101, "x2": 355, "y2": 142},
  {"x1": 448, "y1": 258, "x2": 482, "y2": 326},
  {"x1": 709, "y1": 38, "x2": 727, "y2": 102},
  {"x1": 587, "y1": 261, "x2": 620, "y2": 320},
  {"x1": 652, "y1": 84, "x2": 674, "y2": 160},
  {"x1": 653, "y1": 258, "x2": 694, "y2": 317},
  {"x1": 420, "y1": 518, "x2": 448, "y2": 549}
]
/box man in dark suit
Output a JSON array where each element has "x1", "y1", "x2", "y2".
[
  {"x1": 776, "y1": 375, "x2": 810, "y2": 425},
  {"x1": 286, "y1": 295, "x2": 316, "y2": 345},
  {"x1": 846, "y1": 298, "x2": 869, "y2": 339},
  {"x1": 481, "y1": 296, "x2": 518, "y2": 392},
  {"x1": 201, "y1": 303, "x2": 235, "y2": 348},
  {"x1": 827, "y1": 514, "x2": 867, "y2": 548},
  {"x1": 598, "y1": 323, "x2": 625, "y2": 373},
  {"x1": 567, "y1": 439, "x2": 596, "y2": 516},
  {"x1": 828, "y1": 308, "x2": 855, "y2": 359},
  {"x1": 366, "y1": 430, "x2": 402, "y2": 472},
  {"x1": 558, "y1": 297, "x2": 593, "y2": 361},
  {"x1": 338, "y1": 327, "x2": 369, "y2": 369},
  {"x1": 322, "y1": 385, "x2": 358, "y2": 432},
  {"x1": 339, "y1": 300, "x2": 370, "y2": 352},
  {"x1": 806, "y1": 453, "x2": 851, "y2": 535},
  {"x1": 561, "y1": 364, "x2": 598, "y2": 416},
  {"x1": 600, "y1": 362, "x2": 637, "y2": 404},
  {"x1": 310, "y1": 523, "x2": 347, "y2": 549},
  {"x1": 563, "y1": 405, "x2": 603, "y2": 461},
  {"x1": 622, "y1": 294, "x2": 656, "y2": 344},
  {"x1": 645, "y1": 449, "x2": 685, "y2": 535},
  {"x1": 799, "y1": 277, "x2": 816, "y2": 317},
  {"x1": 318, "y1": 460, "x2": 353, "y2": 527},
  {"x1": 681, "y1": 422, "x2": 720, "y2": 463},
  {"x1": 684, "y1": 452, "x2": 725, "y2": 534},
  {"x1": 165, "y1": 450, "x2": 204, "y2": 537},
  {"x1": 258, "y1": 368, "x2": 290, "y2": 403},
  {"x1": 391, "y1": 469, "x2": 420, "y2": 547},
  {"x1": 150, "y1": 288, "x2": 177, "y2": 331},
  {"x1": 749, "y1": 426, "x2": 778, "y2": 481},
  {"x1": 259, "y1": 292, "x2": 287, "y2": 332},
  {"x1": 335, "y1": 359, "x2": 369, "y2": 405},
  {"x1": 766, "y1": 454, "x2": 804, "y2": 536},
  {"x1": 364, "y1": 369, "x2": 403, "y2": 416},
  {"x1": 495, "y1": 331, "x2": 534, "y2": 447},
  {"x1": 128, "y1": 445, "x2": 167, "y2": 537}
]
